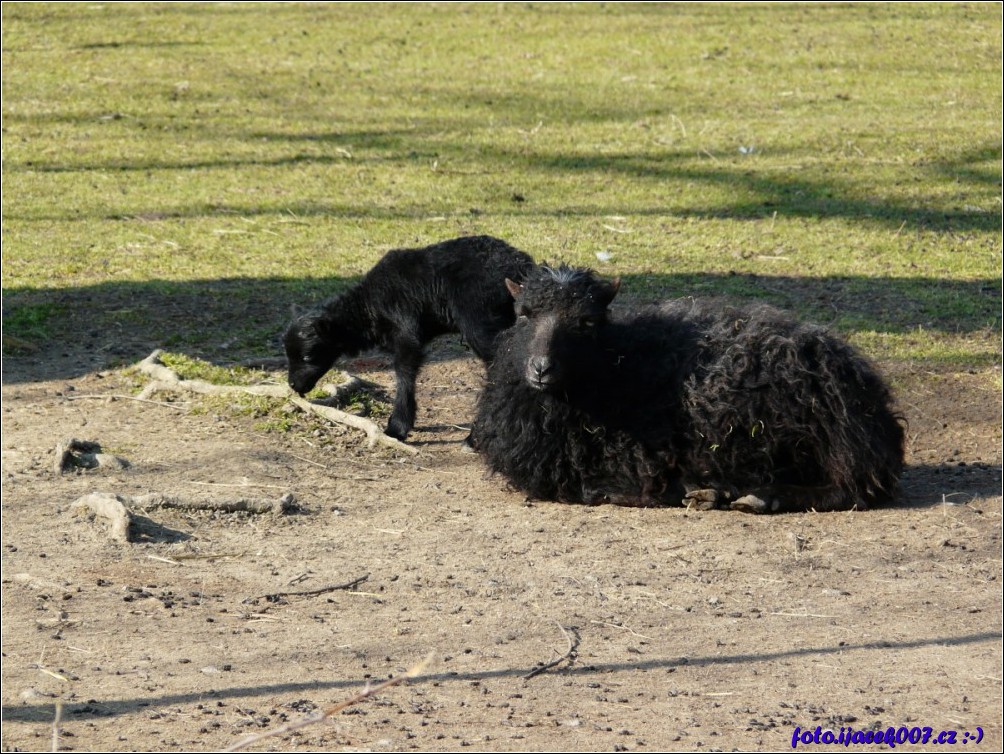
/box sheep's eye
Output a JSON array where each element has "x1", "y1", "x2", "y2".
[{"x1": 581, "y1": 317, "x2": 600, "y2": 328}]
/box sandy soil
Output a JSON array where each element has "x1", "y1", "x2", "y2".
[{"x1": 1, "y1": 337, "x2": 1001, "y2": 752}]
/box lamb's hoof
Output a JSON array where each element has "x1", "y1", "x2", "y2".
[
  {"x1": 730, "y1": 494, "x2": 780, "y2": 514},
  {"x1": 684, "y1": 488, "x2": 725, "y2": 510},
  {"x1": 384, "y1": 416, "x2": 412, "y2": 442}
]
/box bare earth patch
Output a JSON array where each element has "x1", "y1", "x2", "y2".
[{"x1": 2, "y1": 339, "x2": 1000, "y2": 752}]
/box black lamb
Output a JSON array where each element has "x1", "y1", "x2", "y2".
[
  {"x1": 284, "y1": 235, "x2": 535, "y2": 440},
  {"x1": 470, "y1": 265, "x2": 905, "y2": 513}
]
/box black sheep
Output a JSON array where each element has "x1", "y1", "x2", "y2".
[
  {"x1": 284, "y1": 235, "x2": 534, "y2": 440},
  {"x1": 471, "y1": 265, "x2": 905, "y2": 513}
]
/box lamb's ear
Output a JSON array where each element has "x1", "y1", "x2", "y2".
[{"x1": 505, "y1": 278, "x2": 523, "y2": 299}]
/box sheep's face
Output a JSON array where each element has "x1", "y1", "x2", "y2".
[
  {"x1": 283, "y1": 313, "x2": 343, "y2": 396},
  {"x1": 505, "y1": 266, "x2": 620, "y2": 392}
]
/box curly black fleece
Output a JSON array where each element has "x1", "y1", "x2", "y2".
[{"x1": 471, "y1": 266, "x2": 905, "y2": 511}]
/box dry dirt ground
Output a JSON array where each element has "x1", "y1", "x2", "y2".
[{"x1": 2, "y1": 336, "x2": 1001, "y2": 752}]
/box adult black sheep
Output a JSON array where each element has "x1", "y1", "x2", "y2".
[
  {"x1": 470, "y1": 265, "x2": 905, "y2": 513},
  {"x1": 284, "y1": 236, "x2": 534, "y2": 441}
]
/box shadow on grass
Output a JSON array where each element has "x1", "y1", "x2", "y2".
[
  {"x1": 1, "y1": 630, "x2": 998, "y2": 723},
  {"x1": 5, "y1": 115, "x2": 999, "y2": 232},
  {"x1": 525, "y1": 150, "x2": 1002, "y2": 233},
  {"x1": 2, "y1": 272, "x2": 998, "y2": 384},
  {"x1": 7, "y1": 173, "x2": 1000, "y2": 236}
]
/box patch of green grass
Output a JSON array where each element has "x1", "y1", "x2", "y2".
[
  {"x1": 185, "y1": 392, "x2": 297, "y2": 435},
  {"x1": 849, "y1": 330, "x2": 1001, "y2": 371},
  {"x1": 254, "y1": 416, "x2": 296, "y2": 434},
  {"x1": 338, "y1": 389, "x2": 392, "y2": 420},
  {"x1": 191, "y1": 391, "x2": 279, "y2": 421},
  {"x1": 2, "y1": 302, "x2": 61, "y2": 348},
  {"x1": 2, "y1": 2, "x2": 1000, "y2": 368},
  {"x1": 155, "y1": 352, "x2": 269, "y2": 386},
  {"x1": 224, "y1": 394, "x2": 275, "y2": 419}
]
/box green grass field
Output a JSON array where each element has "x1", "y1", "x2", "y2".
[{"x1": 3, "y1": 2, "x2": 1000, "y2": 369}]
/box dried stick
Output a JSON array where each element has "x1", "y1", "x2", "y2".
[
  {"x1": 64, "y1": 394, "x2": 188, "y2": 410},
  {"x1": 288, "y1": 396, "x2": 416, "y2": 455},
  {"x1": 225, "y1": 652, "x2": 434, "y2": 752},
  {"x1": 243, "y1": 574, "x2": 370, "y2": 604},
  {"x1": 187, "y1": 481, "x2": 290, "y2": 490},
  {"x1": 51, "y1": 700, "x2": 63, "y2": 753},
  {"x1": 135, "y1": 351, "x2": 415, "y2": 454},
  {"x1": 524, "y1": 622, "x2": 579, "y2": 680},
  {"x1": 589, "y1": 620, "x2": 654, "y2": 641}
]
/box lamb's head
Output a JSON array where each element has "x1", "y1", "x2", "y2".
[
  {"x1": 283, "y1": 310, "x2": 345, "y2": 396},
  {"x1": 504, "y1": 265, "x2": 620, "y2": 392}
]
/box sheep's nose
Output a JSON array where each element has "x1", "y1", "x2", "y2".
[
  {"x1": 527, "y1": 355, "x2": 554, "y2": 389},
  {"x1": 288, "y1": 376, "x2": 308, "y2": 397}
]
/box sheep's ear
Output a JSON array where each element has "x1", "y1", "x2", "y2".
[
  {"x1": 599, "y1": 277, "x2": 621, "y2": 306},
  {"x1": 505, "y1": 278, "x2": 523, "y2": 299}
]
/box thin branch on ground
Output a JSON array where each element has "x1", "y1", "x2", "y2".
[
  {"x1": 243, "y1": 574, "x2": 370, "y2": 604},
  {"x1": 524, "y1": 622, "x2": 580, "y2": 680},
  {"x1": 289, "y1": 452, "x2": 327, "y2": 469},
  {"x1": 589, "y1": 620, "x2": 654, "y2": 641},
  {"x1": 187, "y1": 481, "x2": 290, "y2": 490},
  {"x1": 288, "y1": 396, "x2": 417, "y2": 454},
  {"x1": 225, "y1": 651, "x2": 435, "y2": 752},
  {"x1": 63, "y1": 394, "x2": 188, "y2": 410},
  {"x1": 51, "y1": 700, "x2": 63, "y2": 753}
]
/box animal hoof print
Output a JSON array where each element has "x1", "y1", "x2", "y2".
[{"x1": 730, "y1": 494, "x2": 776, "y2": 514}]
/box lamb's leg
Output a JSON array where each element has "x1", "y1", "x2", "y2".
[{"x1": 386, "y1": 338, "x2": 423, "y2": 441}]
